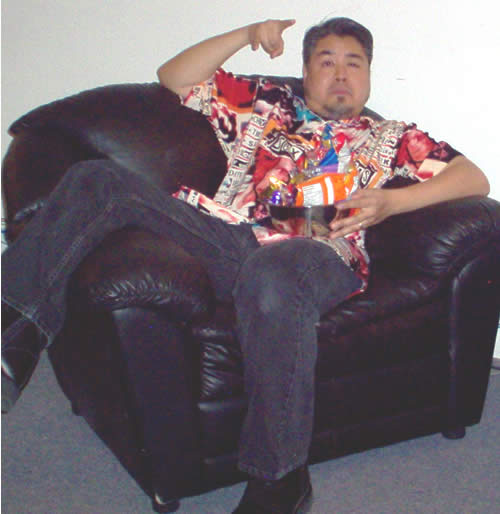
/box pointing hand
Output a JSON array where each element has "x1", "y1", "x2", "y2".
[{"x1": 249, "y1": 19, "x2": 296, "y2": 59}]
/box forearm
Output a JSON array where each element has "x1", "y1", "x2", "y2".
[
  {"x1": 389, "y1": 156, "x2": 490, "y2": 215},
  {"x1": 157, "y1": 24, "x2": 254, "y2": 98},
  {"x1": 330, "y1": 156, "x2": 489, "y2": 238}
]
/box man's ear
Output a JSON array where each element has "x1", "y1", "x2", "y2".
[{"x1": 302, "y1": 63, "x2": 308, "y2": 80}]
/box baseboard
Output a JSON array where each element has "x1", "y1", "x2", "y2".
[{"x1": 492, "y1": 358, "x2": 500, "y2": 370}]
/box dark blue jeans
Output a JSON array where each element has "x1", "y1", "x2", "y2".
[{"x1": 2, "y1": 159, "x2": 361, "y2": 480}]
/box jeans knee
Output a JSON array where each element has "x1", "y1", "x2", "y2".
[
  {"x1": 234, "y1": 238, "x2": 354, "y2": 319},
  {"x1": 61, "y1": 160, "x2": 135, "y2": 205},
  {"x1": 65, "y1": 160, "x2": 118, "y2": 187},
  {"x1": 239, "y1": 273, "x2": 289, "y2": 317},
  {"x1": 235, "y1": 251, "x2": 299, "y2": 318}
]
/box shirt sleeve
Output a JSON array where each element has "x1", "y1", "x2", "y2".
[
  {"x1": 180, "y1": 68, "x2": 259, "y2": 160},
  {"x1": 182, "y1": 68, "x2": 258, "y2": 122},
  {"x1": 394, "y1": 124, "x2": 462, "y2": 181},
  {"x1": 181, "y1": 68, "x2": 217, "y2": 117}
]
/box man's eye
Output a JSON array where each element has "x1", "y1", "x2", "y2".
[
  {"x1": 321, "y1": 60, "x2": 334, "y2": 67},
  {"x1": 348, "y1": 62, "x2": 361, "y2": 68}
]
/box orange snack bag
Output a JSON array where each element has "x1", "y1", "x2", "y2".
[{"x1": 295, "y1": 173, "x2": 347, "y2": 207}]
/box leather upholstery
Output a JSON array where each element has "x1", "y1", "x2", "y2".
[
  {"x1": 2, "y1": 78, "x2": 500, "y2": 508},
  {"x1": 73, "y1": 227, "x2": 215, "y2": 321}
]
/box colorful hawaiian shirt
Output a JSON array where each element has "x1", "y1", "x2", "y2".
[{"x1": 175, "y1": 68, "x2": 461, "y2": 290}]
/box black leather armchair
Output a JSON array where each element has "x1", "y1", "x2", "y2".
[{"x1": 2, "y1": 79, "x2": 500, "y2": 512}]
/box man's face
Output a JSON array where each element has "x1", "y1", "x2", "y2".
[{"x1": 303, "y1": 34, "x2": 371, "y2": 120}]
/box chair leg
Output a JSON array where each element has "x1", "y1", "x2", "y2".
[
  {"x1": 442, "y1": 426, "x2": 466, "y2": 439},
  {"x1": 71, "y1": 401, "x2": 81, "y2": 415},
  {"x1": 152, "y1": 494, "x2": 180, "y2": 513}
]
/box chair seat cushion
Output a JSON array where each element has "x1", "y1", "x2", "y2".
[{"x1": 192, "y1": 271, "x2": 446, "y2": 402}]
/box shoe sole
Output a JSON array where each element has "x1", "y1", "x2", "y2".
[{"x1": 2, "y1": 371, "x2": 20, "y2": 413}]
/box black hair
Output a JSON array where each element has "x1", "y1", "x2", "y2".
[{"x1": 302, "y1": 17, "x2": 373, "y2": 65}]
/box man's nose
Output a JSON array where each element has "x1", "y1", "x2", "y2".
[{"x1": 334, "y1": 63, "x2": 347, "y2": 80}]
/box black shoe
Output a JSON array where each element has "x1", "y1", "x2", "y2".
[
  {"x1": 233, "y1": 465, "x2": 312, "y2": 514},
  {"x1": 2, "y1": 303, "x2": 42, "y2": 413}
]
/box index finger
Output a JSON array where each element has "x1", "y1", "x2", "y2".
[
  {"x1": 279, "y1": 19, "x2": 296, "y2": 33},
  {"x1": 335, "y1": 190, "x2": 370, "y2": 211}
]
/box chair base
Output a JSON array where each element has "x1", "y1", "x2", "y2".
[
  {"x1": 442, "y1": 426, "x2": 466, "y2": 439},
  {"x1": 152, "y1": 494, "x2": 180, "y2": 513}
]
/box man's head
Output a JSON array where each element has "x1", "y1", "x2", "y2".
[{"x1": 302, "y1": 18, "x2": 373, "y2": 120}]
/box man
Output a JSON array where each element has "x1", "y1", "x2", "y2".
[
  {"x1": 2, "y1": 17, "x2": 489, "y2": 514},
  {"x1": 155, "y1": 18, "x2": 488, "y2": 513}
]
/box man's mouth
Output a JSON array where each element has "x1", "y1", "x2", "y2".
[{"x1": 330, "y1": 87, "x2": 351, "y2": 96}]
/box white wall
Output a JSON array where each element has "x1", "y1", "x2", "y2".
[
  {"x1": 2, "y1": 0, "x2": 500, "y2": 356},
  {"x1": 3, "y1": 0, "x2": 500, "y2": 200}
]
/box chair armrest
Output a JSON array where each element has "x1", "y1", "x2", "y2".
[
  {"x1": 2, "y1": 130, "x2": 103, "y2": 242},
  {"x1": 70, "y1": 227, "x2": 215, "y2": 322},
  {"x1": 365, "y1": 196, "x2": 500, "y2": 279}
]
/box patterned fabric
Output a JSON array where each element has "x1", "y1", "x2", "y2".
[{"x1": 175, "y1": 69, "x2": 461, "y2": 290}]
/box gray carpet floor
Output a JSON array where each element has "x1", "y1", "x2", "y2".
[{"x1": 2, "y1": 352, "x2": 499, "y2": 514}]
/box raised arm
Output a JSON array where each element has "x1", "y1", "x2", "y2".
[{"x1": 157, "y1": 19, "x2": 295, "y2": 98}]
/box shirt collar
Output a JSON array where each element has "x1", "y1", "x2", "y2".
[{"x1": 293, "y1": 95, "x2": 376, "y2": 129}]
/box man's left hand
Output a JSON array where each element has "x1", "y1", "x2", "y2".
[{"x1": 328, "y1": 188, "x2": 396, "y2": 239}]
